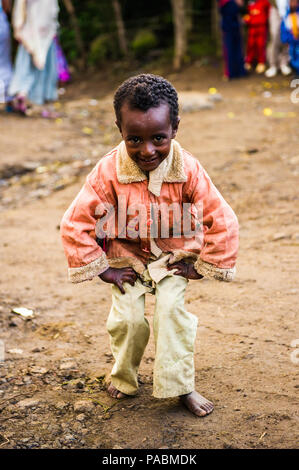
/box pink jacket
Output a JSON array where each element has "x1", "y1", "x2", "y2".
[{"x1": 60, "y1": 140, "x2": 239, "y2": 283}]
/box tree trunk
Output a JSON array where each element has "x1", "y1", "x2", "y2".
[
  {"x1": 171, "y1": 0, "x2": 187, "y2": 71},
  {"x1": 211, "y1": 0, "x2": 222, "y2": 57},
  {"x1": 185, "y1": 0, "x2": 193, "y2": 36},
  {"x1": 62, "y1": 0, "x2": 86, "y2": 69},
  {"x1": 112, "y1": 0, "x2": 128, "y2": 56}
]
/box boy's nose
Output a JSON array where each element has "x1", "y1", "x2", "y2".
[{"x1": 140, "y1": 142, "x2": 155, "y2": 158}]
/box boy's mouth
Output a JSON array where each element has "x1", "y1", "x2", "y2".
[
  {"x1": 140, "y1": 157, "x2": 156, "y2": 162},
  {"x1": 138, "y1": 156, "x2": 158, "y2": 165}
]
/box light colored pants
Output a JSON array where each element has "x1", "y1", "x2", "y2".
[
  {"x1": 267, "y1": 6, "x2": 289, "y2": 68},
  {"x1": 106, "y1": 269, "x2": 198, "y2": 398}
]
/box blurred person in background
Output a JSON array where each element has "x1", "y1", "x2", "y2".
[
  {"x1": 8, "y1": 0, "x2": 59, "y2": 117},
  {"x1": 244, "y1": 0, "x2": 271, "y2": 74},
  {"x1": 218, "y1": 0, "x2": 247, "y2": 79},
  {"x1": 265, "y1": 0, "x2": 292, "y2": 77},
  {"x1": 0, "y1": 0, "x2": 12, "y2": 105},
  {"x1": 281, "y1": 0, "x2": 299, "y2": 74}
]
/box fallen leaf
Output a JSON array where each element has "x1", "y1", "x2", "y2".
[
  {"x1": 263, "y1": 108, "x2": 273, "y2": 116},
  {"x1": 29, "y1": 366, "x2": 48, "y2": 375},
  {"x1": 12, "y1": 307, "x2": 34, "y2": 318},
  {"x1": 7, "y1": 349, "x2": 23, "y2": 355},
  {"x1": 89, "y1": 99, "x2": 98, "y2": 106},
  {"x1": 82, "y1": 127, "x2": 93, "y2": 135},
  {"x1": 263, "y1": 82, "x2": 272, "y2": 89}
]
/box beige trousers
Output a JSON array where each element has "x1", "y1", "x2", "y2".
[
  {"x1": 267, "y1": 6, "x2": 289, "y2": 68},
  {"x1": 106, "y1": 266, "x2": 198, "y2": 398}
]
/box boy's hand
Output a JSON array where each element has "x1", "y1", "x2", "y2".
[
  {"x1": 99, "y1": 267, "x2": 138, "y2": 294},
  {"x1": 167, "y1": 260, "x2": 203, "y2": 280}
]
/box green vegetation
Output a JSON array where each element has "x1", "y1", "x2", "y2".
[
  {"x1": 131, "y1": 30, "x2": 158, "y2": 58},
  {"x1": 58, "y1": 0, "x2": 215, "y2": 69}
]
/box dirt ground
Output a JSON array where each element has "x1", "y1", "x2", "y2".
[{"x1": 0, "y1": 63, "x2": 298, "y2": 449}]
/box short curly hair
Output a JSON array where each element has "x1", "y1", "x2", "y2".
[{"x1": 113, "y1": 73, "x2": 179, "y2": 128}]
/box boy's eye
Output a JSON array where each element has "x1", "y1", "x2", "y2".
[
  {"x1": 128, "y1": 137, "x2": 141, "y2": 144},
  {"x1": 153, "y1": 136, "x2": 165, "y2": 143}
]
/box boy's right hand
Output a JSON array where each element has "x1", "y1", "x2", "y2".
[{"x1": 99, "y1": 267, "x2": 137, "y2": 294}]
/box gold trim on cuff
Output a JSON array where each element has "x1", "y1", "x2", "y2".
[
  {"x1": 194, "y1": 258, "x2": 236, "y2": 282},
  {"x1": 68, "y1": 255, "x2": 109, "y2": 283}
]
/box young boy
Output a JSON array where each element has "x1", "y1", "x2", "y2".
[
  {"x1": 60, "y1": 74, "x2": 239, "y2": 417},
  {"x1": 281, "y1": 0, "x2": 299, "y2": 74},
  {"x1": 244, "y1": 0, "x2": 271, "y2": 73}
]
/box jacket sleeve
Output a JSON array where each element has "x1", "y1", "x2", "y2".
[
  {"x1": 188, "y1": 160, "x2": 239, "y2": 282},
  {"x1": 60, "y1": 167, "x2": 110, "y2": 283}
]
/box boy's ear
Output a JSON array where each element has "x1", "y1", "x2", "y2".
[
  {"x1": 115, "y1": 120, "x2": 122, "y2": 135},
  {"x1": 171, "y1": 116, "x2": 180, "y2": 138}
]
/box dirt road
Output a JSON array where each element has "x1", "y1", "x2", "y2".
[{"x1": 0, "y1": 65, "x2": 298, "y2": 449}]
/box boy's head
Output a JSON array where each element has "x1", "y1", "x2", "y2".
[
  {"x1": 114, "y1": 73, "x2": 179, "y2": 129},
  {"x1": 113, "y1": 74, "x2": 180, "y2": 172}
]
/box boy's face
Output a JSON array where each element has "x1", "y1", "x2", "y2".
[{"x1": 117, "y1": 102, "x2": 179, "y2": 173}]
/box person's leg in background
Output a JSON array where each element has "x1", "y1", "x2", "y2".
[
  {"x1": 256, "y1": 25, "x2": 268, "y2": 73},
  {"x1": 223, "y1": 29, "x2": 246, "y2": 78},
  {"x1": 266, "y1": 6, "x2": 281, "y2": 77},
  {"x1": 279, "y1": 43, "x2": 292, "y2": 75},
  {"x1": 245, "y1": 27, "x2": 257, "y2": 70},
  {"x1": 266, "y1": 6, "x2": 292, "y2": 77},
  {"x1": 231, "y1": 28, "x2": 247, "y2": 78}
]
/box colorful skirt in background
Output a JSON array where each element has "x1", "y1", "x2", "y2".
[
  {"x1": 0, "y1": 7, "x2": 12, "y2": 102},
  {"x1": 54, "y1": 36, "x2": 71, "y2": 83},
  {"x1": 8, "y1": 40, "x2": 58, "y2": 105}
]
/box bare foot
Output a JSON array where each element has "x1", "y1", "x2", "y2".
[
  {"x1": 180, "y1": 391, "x2": 214, "y2": 417},
  {"x1": 107, "y1": 383, "x2": 128, "y2": 399}
]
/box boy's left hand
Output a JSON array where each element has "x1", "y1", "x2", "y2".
[{"x1": 167, "y1": 260, "x2": 203, "y2": 280}]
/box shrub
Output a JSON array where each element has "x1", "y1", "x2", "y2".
[
  {"x1": 188, "y1": 35, "x2": 217, "y2": 58},
  {"x1": 131, "y1": 29, "x2": 158, "y2": 58},
  {"x1": 88, "y1": 36, "x2": 109, "y2": 65}
]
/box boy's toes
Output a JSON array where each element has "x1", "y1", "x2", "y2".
[
  {"x1": 180, "y1": 391, "x2": 214, "y2": 417},
  {"x1": 193, "y1": 406, "x2": 208, "y2": 417},
  {"x1": 107, "y1": 383, "x2": 127, "y2": 399}
]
